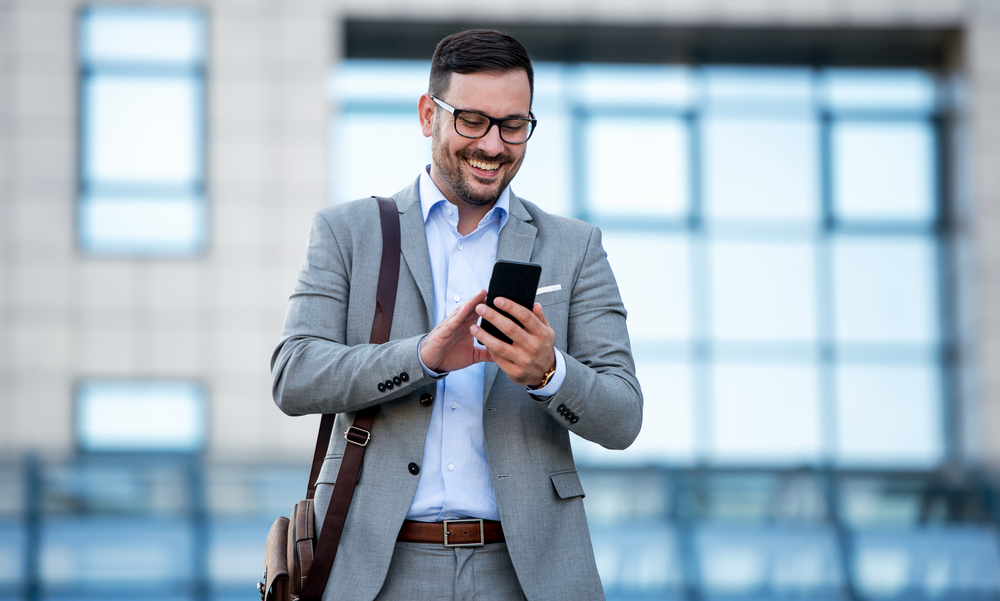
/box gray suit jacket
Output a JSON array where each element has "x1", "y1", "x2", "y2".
[{"x1": 271, "y1": 178, "x2": 643, "y2": 601}]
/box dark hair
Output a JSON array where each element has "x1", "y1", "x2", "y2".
[{"x1": 429, "y1": 29, "x2": 534, "y2": 105}]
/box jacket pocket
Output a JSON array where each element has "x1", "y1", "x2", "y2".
[
  {"x1": 316, "y1": 454, "x2": 343, "y2": 485},
  {"x1": 550, "y1": 469, "x2": 585, "y2": 499}
]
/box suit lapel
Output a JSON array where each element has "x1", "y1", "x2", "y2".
[
  {"x1": 484, "y1": 193, "x2": 537, "y2": 399},
  {"x1": 394, "y1": 181, "x2": 435, "y2": 328}
]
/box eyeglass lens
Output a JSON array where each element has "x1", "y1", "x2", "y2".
[{"x1": 455, "y1": 112, "x2": 533, "y2": 144}]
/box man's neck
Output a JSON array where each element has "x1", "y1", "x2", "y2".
[{"x1": 429, "y1": 170, "x2": 497, "y2": 236}]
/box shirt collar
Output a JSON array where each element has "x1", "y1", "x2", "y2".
[{"x1": 418, "y1": 165, "x2": 510, "y2": 230}]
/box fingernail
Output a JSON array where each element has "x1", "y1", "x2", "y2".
[
  {"x1": 476, "y1": 305, "x2": 486, "y2": 315},
  {"x1": 495, "y1": 298, "x2": 505, "y2": 308}
]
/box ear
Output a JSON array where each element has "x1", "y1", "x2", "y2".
[{"x1": 418, "y1": 94, "x2": 436, "y2": 138}]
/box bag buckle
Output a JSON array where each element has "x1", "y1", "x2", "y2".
[
  {"x1": 443, "y1": 519, "x2": 485, "y2": 547},
  {"x1": 345, "y1": 426, "x2": 371, "y2": 447}
]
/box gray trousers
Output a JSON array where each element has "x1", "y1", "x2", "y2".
[{"x1": 373, "y1": 541, "x2": 527, "y2": 601}]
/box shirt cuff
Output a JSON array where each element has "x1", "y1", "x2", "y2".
[
  {"x1": 527, "y1": 349, "x2": 566, "y2": 400},
  {"x1": 417, "y1": 335, "x2": 448, "y2": 380}
]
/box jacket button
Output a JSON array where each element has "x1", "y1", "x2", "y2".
[
  {"x1": 384, "y1": 379, "x2": 394, "y2": 390},
  {"x1": 408, "y1": 462, "x2": 420, "y2": 475},
  {"x1": 419, "y1": 393, "x2": 434, "y2": 407},
  {"x1": 570, "y1": 416, "x2": 580, "y2": 424},
  {"x1": 378, "y1": 382, "x2": 386, "y2": 393},
  {"x1": 565, "y1": 411, "x2": 576, "y2": 421},
  {"x1": 392, "y1": 376, "x2": 401, "y2": 386},
  {"x1": 557, "y1": 404, "x2": 566, "y2": 413},
  {"x1": 400, "y1": 372, "x2": 409, "y2": 382}
]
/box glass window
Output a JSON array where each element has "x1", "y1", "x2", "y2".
[
  {"x1": 703, "y1": 117, "x2": 819, "y2": 222},
  {"x1": 710, "y1": 364, "x2": 823, "y2": 463},
  {"x1": 832, "y1": 235, "x2": 939, "y2": 345},
  {"x1": 832, "y1": 121, "x2": 936, "y2": 222},
  {"x1": 76, "y1": 380, "x2": 206, "y2": 453},
  {"x1": 835, "y1": 363, "x2": 943, "y2": 466},
  {"x1": 709, "y1": 240, "x2": 818, "y2": 342},
  {"x1": 333, "y1": 61, "x2": 945, "y2": 470},
  {"x1": 586, "y1": 117, "x2": 690, "y2": 221},
  {"x1": 77, "y1": 6, "x2": 206, "y2": 256}
]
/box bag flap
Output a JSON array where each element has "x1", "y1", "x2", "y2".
[{"x1": 264, "y1": 516, "x2": 290, "y2": 601}]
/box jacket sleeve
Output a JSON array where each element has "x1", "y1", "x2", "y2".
[
  {"x1": 270, "y1": 208, "x2": 432, "y2": 416},
  {"x1": 536, "y1": 226, "x2": 643, "y2": 450}
]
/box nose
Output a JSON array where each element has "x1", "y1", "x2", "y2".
[{"x1": 475, "y1": 123, "x2": 506, "y2": 156}]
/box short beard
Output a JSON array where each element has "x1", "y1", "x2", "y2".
[{"x1": 430, "y1": 123, "x2": 523, "y2": 208}]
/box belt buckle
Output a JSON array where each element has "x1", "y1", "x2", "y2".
[{"x1": 443, "y1": 519, "x2": 484, "y2": 547}]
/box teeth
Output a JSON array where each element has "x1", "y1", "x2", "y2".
[{"x1": 468, "y1": 159, "x2": 500, "y2": 172}]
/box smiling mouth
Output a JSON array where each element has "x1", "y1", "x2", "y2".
[{"x1": 466, "y1": 158, "x2": 500, "y2": 172}]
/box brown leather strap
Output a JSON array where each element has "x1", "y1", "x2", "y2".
[
  {"x1": 397, "y1": 520, "x2": 505, "y2": 545},
  {"x1": 300, "y1": 196, "x2": 400, "y2": 601}
]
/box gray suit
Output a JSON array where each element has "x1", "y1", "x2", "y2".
[{"x1": 271, "y1": 178, "x2": 643, "y2": 601}]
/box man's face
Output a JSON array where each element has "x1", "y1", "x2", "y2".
[{"x1": 420, "y1": 70, "x2": 531, "y2": 208}]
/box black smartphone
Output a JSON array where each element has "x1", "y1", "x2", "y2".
[{"x1": 481, "y1": 260, "x2": 542, "y2": 344}]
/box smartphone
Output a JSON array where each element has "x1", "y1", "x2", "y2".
[{"x1": 481, "y1": 260, "x2": 542, "y2": 344}]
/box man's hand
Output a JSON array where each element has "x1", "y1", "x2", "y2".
[
  {"x1": 471, "y1": 297, "x2": 556, "y2": 386},
  {"x1": 420, "y1": 289, "x2": 493, "y2": 373}
]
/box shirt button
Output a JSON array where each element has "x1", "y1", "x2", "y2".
[
  {"x1": 457, "y1": 243, "x2": 464, "y2": 250},
  {"x1": 448, "y1": 464, "x2": 455, "y2": 471},
  {"x1": 450, "y1": 402, "x2": 457, "y2": 409},
  {"x1": 453, "y1": 295, "x2": 460, "y2": 302}
]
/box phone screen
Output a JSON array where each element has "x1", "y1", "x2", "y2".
[{"x1": 481, "y1": 260, "x2": 542, "y2": 344}]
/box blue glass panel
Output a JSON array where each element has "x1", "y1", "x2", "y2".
[
  {"x1": 510, "y1": 96, "x2": 571, "y2": 216},
  {"x1": 573, "y1": 361, "x2": 694, "y2": 465},
  {"x1": 704, "y1": 67, "x2": 814, "y2": 110},
  {"x1": 578, "y1": 64, "x2": 695, "y2": 108},
  {"x1": 835, "y1": 363, "x2": 943, "y2": 467},
  {"x1": 83, "y1": 76, "x2": 201, "y2": 186},
  {"x1": 832, "y1": 120, "x2": 936, "y2": 222},
  {"x1": 824, "y1": 69, "x2": 937, "y2": 112},
  {"x1": 603, "y1": 233, "x2": 691, "y2": 341},
  {"x1": 590, "y1": 524, "x2": 683, "y2": 593},
  {"x1": 209, "y1": 520, "x2": 273, "y2": 586},
  {"x1": 853, "y1": 528, "x2": 1000, "y2": 596},
  {"x1": 78, "y1": 195, "x2": 206, "y2": 256},
  {"x1": 76, "y1": 381, "x2": 206, "y2": 453},
  {"x1": 40, "y1": 517, "x2": 193, "y2": 586},
  {"x1": 710, "y1": 364, "x2": 822, "y2": 463},
  {"x1": 703, "y1": 116, "x2": 820, "y2": 222},
  {"x1": 0, "y1": 521, "x2": 24, "y2": 587},
  {"x1": 80, "y1": 6, "x2": 204, "y2": 65},
  {"x1": 709, "y1": 241, "x2": 818, "y2": 342},
  {"x1": 697, "y1": 526, "x2": 843, "y2": 595},
  {"x1": 832, "y1": 236, "x2": 939, "y2": 344},
  {"x1": 331, "y1": 59, "x2": 429, "y2": 103},
  {"x1": 334, "y1": 111, "x2": 429, "y2": 203},
  {"x1": 586, "y1": 117, "x2": 690, "y2": 219}
]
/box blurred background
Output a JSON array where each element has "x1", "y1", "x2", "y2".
[{"x1": 1, "y1": 0, "x2": 998, "y2": 599}]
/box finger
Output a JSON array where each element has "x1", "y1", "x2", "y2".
[
  {"x1": 475, "y1": 303, "x2": 526, "y2": 345},
  {"x1": 492, "y1": 297, "x2": 537, "y2": 326},
  {"x1": 533, "y1": 302, "x2": 551, "y2": 327}
]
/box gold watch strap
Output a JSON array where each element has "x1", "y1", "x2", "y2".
[{"x1": 529, "y1": 363, "x2": 557, "y2": 391}]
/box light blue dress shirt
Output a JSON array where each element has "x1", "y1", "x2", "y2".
[{"x1": 407, "y1": 168, "x2": 566, "y2": 522}]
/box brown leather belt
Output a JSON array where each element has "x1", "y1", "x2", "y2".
[{"x1": 397, "y1": 519, "x2": 505, "y2": 547}]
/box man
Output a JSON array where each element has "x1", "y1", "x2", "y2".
[{"x1": 271, "y1": 29, "x2": 642, "y2": 601}]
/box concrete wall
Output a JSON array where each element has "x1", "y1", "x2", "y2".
[{"x1": 1, "y1": 0, "x2": 998, "y2": 466}]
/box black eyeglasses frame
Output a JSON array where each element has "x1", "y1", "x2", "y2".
[{"x1": 431, "y1": 96, "x2": 536, "y2": 145}]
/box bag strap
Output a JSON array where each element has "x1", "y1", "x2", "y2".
[{"x1": 300, "y1": 196, "x2": 401, "y2": 601}]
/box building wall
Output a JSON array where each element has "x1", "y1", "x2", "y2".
[{"x1": 1, "y1": 0, "x2": 998, "y2": 465}]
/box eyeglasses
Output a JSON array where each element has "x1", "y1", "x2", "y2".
[{"x1": 431, "y1": 96, "x2": 536, "y2": 144}]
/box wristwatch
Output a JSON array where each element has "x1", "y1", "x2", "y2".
[{"x1": 528, "y1": 363, "x2": 557, "y2": 391}]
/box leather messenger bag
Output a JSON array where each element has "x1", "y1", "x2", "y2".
[{"x1": 259, "y1": 196, "x2": 400, "y2": 601}]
